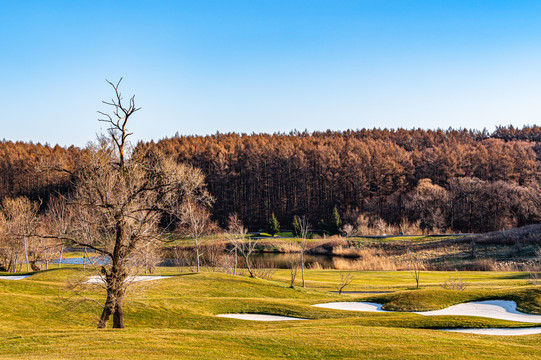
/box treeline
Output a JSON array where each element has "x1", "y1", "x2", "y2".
[
  {"x1": 138, "y1": 126, "x2": 541, "y2": 233},
  {"x1": 0, "y1": 126, "x2": 540, "y2": 233},
  {"x1": 0, "y1": 141, "x2": 78, "y2": 201}
]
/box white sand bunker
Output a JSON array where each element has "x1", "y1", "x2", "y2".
[
  {"x1": 313, "y1": 300, "x2": 541, "y2": 323},
  {"x1": 312, "y1": 302, "x2": 387, "y2": 312},
  {"x1": 216, "y1": 314, "x2": 308, "y2": 321},
  {"x1": 85, "y1": 275, "x2": 172, "y2": 284},
  {"x1": 442, "y1": 327, "x2": 541, "y2": 336},
  {"x1": 416, "y1": 300, "x2": 541, "y2": 323},
  {"x1": 0, "y1": 275, "x2": 31, "y2": 280}
]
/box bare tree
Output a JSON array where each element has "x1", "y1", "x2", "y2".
[
  {"x1": 227, "y1": 213, "x2": 247, "y2": 276},
  {"x1": 39, "y1": 79, "x2": 211, "y2": 329},
  {"x1": 0, "y1": 197, "x2": 40, "y2": 272},
  {"x1": 33, "y1": 220, "x2": 61, "y2": 271},
  {"x1": 295, "y1": 215, "x2": 310, "y2": 288},
  {"x1": 336, "y1": 272, "x2": 354, "y2": 294},
  {"x1": 441, "y1": 273, "x2": 468, "y2": 291},
  {"x1": 341, "y1": 224, "x2": 357, "y2": 237},
  {"x1": 527, "y1": 248, "x2": 541, "y2": 286},
  {"x1": 288, "y1": 254, "x2": 299, "y2": 288},
  {"x1": 238, "y1": 232, "x2": 258, "y2": 277},
  {"x1": 408, "y1": 251, "x2": 424, "y2": 289},
  {"x1": 44, "y1": 196, "x2": 71, "y2": 269},
  {"x1": 176, "y1": 199, "x2": 214, "y2": 273}
]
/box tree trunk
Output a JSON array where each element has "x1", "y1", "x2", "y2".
[
  {"x1": 24, "y1": 236, "x2": 29, "y2": 272},
  {"x1": 195, "y1": 238, "x2": 200, "y2": 273},
  {"x1": 144, "y1": 245, "x2": 148, "y2": 275},
  {"x1": 97, "y1": 291, "x2": 115, "y2": 329},
  {"x1": 233, "y1": 247, "x2": 237, "y2": 275},
  {"x1": 113, "y1": 289, "x2": 125, "y2": 328},
  {"x1": 244, "y1": 256, "x2": 254, "y2": 277},
  {"x1": 58, "y1": 242, "x2": 64, "y2": 269},
  {"x1": 98, "y1": 267, "x2": 127, "y2": 329},
  {"x1": 301, "y1": 250, "x2": 305, "y2": 287}
]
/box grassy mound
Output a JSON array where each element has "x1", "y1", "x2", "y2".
[{"x1": 0, "y1": 268, "x2": 540, "y2": 359}]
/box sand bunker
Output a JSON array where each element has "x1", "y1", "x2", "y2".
[
  {"x1": 312, "y1": 300, "x2": 541, "y2": 323},
  {"x1": 416, "y1": 300, "x2": 541, "y2": 323},
  {"x1": 216, "y1": 314, "x2": 308, "y2": 321},
  {"x1": 312, "y1": 300, "x2": 541, "y2": 335},
  {"x1": 312, "y1": 302, "x2": 387, "y2": 312},
  {"x1": 0, "y1": 275, "x2": 31, "y2": 280},
  {"x1": 442, "y1": 327, "x2": 541, "y2": 336},
  {"x1": 85, "y1": 275, "x2": 172, "y2": 284}
]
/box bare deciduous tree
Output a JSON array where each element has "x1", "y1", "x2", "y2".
[
  {"x1": 440, "y1": 273, "x2": 468, "y2": 291},
  {"x1": 44, "y1": 196, "x2": 71, "y2": 269},
  {"x1": 288, "y1": 253, "x2": 299, "y2": 288},
  {"x1": 40, "y1": 79, "x2": 211, "y2": 329},
  {"x1": 0, "y1": 197, "x2": 40, "y2": 272},
  {"x1": 341, "y1": 224, "x2": 357, "y2": 237},
  {"x1": 227, "y1": 213, "x2": 247, "y2": 276},
  {"x1": 336, "y1": 272, "x2": 354, "y2": 294},
  {"x1": 408, "y1": 251, "x2": 424, "y2": 289},
  {"x1": 238, "y1": 231, "x2": 258, "y2": 278},
  {"x1": 294, "y1": 215, "x2": 310, "y2": 288},
  {"x1": 176, "y1": 199, "x2": 214, "y2": 273}
]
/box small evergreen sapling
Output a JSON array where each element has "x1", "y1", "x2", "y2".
[
  {"x1": 292, "y1": 216, "x2": 301, "y2": 237},
  {"x1": 267, "y1": 213, "x2": 280, "y2": 235},
  {"x1": 329, "y1": 206, "x2": 342, "y2": 235}
]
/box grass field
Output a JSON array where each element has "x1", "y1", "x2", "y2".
[{"x1": 0, "y1": 267, "x2": 540, "y2": 359}]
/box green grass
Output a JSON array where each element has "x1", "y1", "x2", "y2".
[
  {"x1": 271, "y1": 269, "x2": 533, "y2": 292},
  {"x1": 0, "y1": 267, "x2": 540, "y2": 359}
]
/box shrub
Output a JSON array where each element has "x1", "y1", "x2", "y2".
[{"x1": 441, "y1": 274, "x2": 468, "y2": 291}]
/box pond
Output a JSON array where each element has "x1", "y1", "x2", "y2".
[
  {"x1": 50, "y1": 252, "x2": 358, "y2": 269},
  {"x1": 48, "y1": 256, "x2": 110, "y2": 265}
]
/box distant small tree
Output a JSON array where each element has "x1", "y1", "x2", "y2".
[
  {"x1": 267, "y1": 213, "x2": 280, "y2": 235},
  {"x1": 341, "y1": 224, "x2": 356, "y2": 237},
  {"x1": 329, "y1": 207, "x2": 342, "y2": 235},
  {"x1": 336, "y1": 272, "x2": 354, "y2": 294},
  {"x1": 291, "y1": 216, "x2": 301, "y2": 237},
  {"x1": 408, "y1": 251, "x2": 424, "y2": 289},
  {"x1": 177, "y1": 199, "x2": 214, "y2": 273},
  {"x1": 294, "y1": 215, "x2": 310, "y2": 287},
  {"x1": 287, "y1": 253, "x2": 300, "y2": 288},
  {"x1": 227, "y1": 213, "x2": 247, "y2": 276},
  {"x1": 0, "y1": 197, "x2": 40, "y2": 272},
  {"x1": 239, "y1": 233, "x2": 258, "y2": 277}
]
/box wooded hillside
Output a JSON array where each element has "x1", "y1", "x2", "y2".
[
  {"x1": 139, "y1": 126, "x2": 541, "y2": 232},
  {"x1": 1, "y1": 125, "x2": 540, "y2": 233}
]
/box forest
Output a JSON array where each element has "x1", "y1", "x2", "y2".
[{"x1": 0, "y1": 125, "x2": 540, "y2": 234}]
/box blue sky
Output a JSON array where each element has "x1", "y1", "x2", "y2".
[{"x1": 1, "y1": 0, "x2": 540, "y2": 146}]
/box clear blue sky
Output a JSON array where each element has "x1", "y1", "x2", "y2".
[{"x1": 1, "y1": 0, "x2": 540, "y2": 146}]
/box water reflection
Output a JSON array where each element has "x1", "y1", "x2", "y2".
[
  {"x1": 48, "y1": 253, "x2": 358, "y2": 269},
  {"x1": 48, "y1": 256, "x2": 110, "y2": 265}
]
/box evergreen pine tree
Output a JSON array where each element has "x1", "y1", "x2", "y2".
[
  {"x1": 329, "y1": 206, "x2": 342, "y2": 235},
  {"x1": 267, "y1": 213, "x2": 280, "y2": 235},
  {"x1": 292, "y1": 216, "x2": 301, "y2": 237}
]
